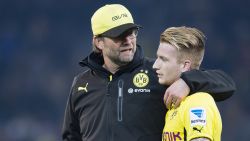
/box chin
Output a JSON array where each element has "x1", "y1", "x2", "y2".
[
  {"x1": 159, "y1": 79, "x2": 172, "y2": 86},
  {"x1": 158, "y1": 79, "x2": 165, "y2": 85},
  {"x1": 121, "y1": 55, "x2": 134, "y2": 62}
]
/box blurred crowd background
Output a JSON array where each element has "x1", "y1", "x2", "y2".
[{"x1": 0, "y1": 0, "x2": 249, "y2": 141}]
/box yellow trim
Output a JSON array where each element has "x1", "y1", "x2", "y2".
[{"x1": 109, "y1": 75, "x2": 113, "y2": 81}]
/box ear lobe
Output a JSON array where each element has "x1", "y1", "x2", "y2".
[
  {"x1": 181, "y1": 60, "x2": 191, "y2": 72},
  {"x1": 93, "y1": 36, "x2": 104, "y2": 50}
]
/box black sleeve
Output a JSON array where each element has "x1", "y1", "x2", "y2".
[
  {"x1": 180, "y1": 69, "x2": 236, "y2": 101},
  {"x1": 62, "y1": 77, "x2": 82, "y2": 141}
]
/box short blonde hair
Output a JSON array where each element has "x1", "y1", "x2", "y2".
[{"x1": 160, "y1": 26, "x2": 205, "y2": 69}]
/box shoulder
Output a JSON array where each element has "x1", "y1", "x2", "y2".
[
  {"x1": 70, "y1": 68, "x2": 92, "y2": 88},
  {"x1": 185, "y1": 92, "x2": 214, "y2": 104},
  {"x1": 75, "y1": 68, "x2": 92, "y2": 80},
  {"x1": 180, "y1": 92, "x2": 217, "y2": 113}
]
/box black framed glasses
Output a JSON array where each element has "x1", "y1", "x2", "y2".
[
  {"x1": 122, "y1": 28, "x2": 139, "y2": 39},
  {"x1": 98, "y1": 28, "x2": 139, "y2": 41}
]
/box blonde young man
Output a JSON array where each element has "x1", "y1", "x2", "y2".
[{"x1": 153, "y1": 26, "x2": 222, "y2": 141}]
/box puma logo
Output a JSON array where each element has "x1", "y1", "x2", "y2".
[
  {"x1": 193, "y1": 126, "x2": 203, "y2": 133},
  {"x1": 78, "y1": 83, "x2": 88, "y2": 93}
]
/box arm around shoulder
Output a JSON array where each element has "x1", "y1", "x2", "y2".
[{"x1": 181, "y1": 69, "x2": 236, "y2": 101}]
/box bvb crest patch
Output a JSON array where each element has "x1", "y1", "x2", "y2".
[{"x1": 133, "y1": 70, "x2": 149, "y2": 88}]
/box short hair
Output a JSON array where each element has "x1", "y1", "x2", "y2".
[{"x1": 160, "y1": 26, "x2": 205, "y2": 69}]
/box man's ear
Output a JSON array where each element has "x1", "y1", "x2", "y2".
[
  {"x1": 93, "y1": 36, "x2": 104, "y2": 51},
  {"x1": 181, "y1": 59, "x2": 191, "y2": 72}
]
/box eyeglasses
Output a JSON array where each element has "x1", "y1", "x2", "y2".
[
  {"x1": 121, "y1": 28, "x2": 139, "y2": 39},
  {"x1": 98, "y1": 28, "x2": 139, "y2": 41}
]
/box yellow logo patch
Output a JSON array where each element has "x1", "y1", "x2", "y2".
[{"x1": 133, "y1": 72, "x2": 149, "y2": 88}]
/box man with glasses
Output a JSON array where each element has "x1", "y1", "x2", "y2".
[{"x1": 62, "y1": 4, "x2": 235, "y2": 141}]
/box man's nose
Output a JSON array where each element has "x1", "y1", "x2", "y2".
[{"x1": 153, "y1": 59, "x2": 159, "y2": 69}]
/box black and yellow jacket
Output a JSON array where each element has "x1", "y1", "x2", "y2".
[{"x1": 62, "y1": 46, "x2": 235, "y2": 141}]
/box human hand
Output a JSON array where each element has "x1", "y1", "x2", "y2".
[{"x1": 164, "y1": 78, "x2": 190, "y2": 109}]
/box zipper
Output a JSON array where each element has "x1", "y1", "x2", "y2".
[{"x1": 117, "y1": 79, "x2": 124, "y2": 122}]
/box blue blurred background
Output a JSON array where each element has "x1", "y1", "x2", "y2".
[{"x1": 0, "y1": 0, "x2": 249, "y2": 141}]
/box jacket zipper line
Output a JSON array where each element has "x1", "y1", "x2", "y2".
[
  {"x1": 106, "y1": 80, "x2": 112, "y2": 141},
  {"x1": 117, "y1": 79, "x2": 124, "y2": 122}
]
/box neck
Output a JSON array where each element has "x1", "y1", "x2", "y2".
[{"x1": 102, "y1": 59, "x2": 120, "y2": 74}]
